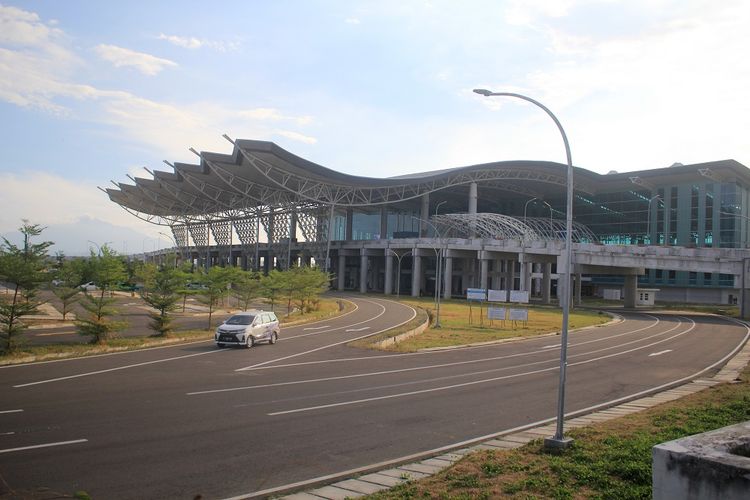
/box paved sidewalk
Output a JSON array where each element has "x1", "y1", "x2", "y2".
[{"x1": 274, "y1": 320, "x2": 750, "y2": 500}]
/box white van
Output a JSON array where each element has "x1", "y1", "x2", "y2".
[{"x1": 215, "y1": 311, "x2": 280, "y2": 348}]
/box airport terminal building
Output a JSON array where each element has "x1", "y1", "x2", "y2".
[{"x1": 107, "y1": 139, "x2": 750, "y2": 308}]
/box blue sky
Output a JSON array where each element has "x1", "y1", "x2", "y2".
[{"x1": 1, "y1": 1, "x2": 749, "y2": 254}]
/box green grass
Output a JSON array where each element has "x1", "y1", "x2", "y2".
[
  {"x1": 365, "y1": 365, "x2": 750, "y2": 499},
  {"x1": 0, "y1": 298, "x2": 349, "y2": 365},
  {"x1": 373, "y1": 297, "x2": 610, "y2": 351}
]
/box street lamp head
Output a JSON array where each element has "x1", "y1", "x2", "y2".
[{"x1": 473, "y1": 88, "x2": 493, "y2": 96}]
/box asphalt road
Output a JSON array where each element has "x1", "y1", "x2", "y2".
[{"x1": 0, "y1": 297, "x2": 747, "y2": 499}]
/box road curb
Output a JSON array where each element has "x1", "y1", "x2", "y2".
[{"x1": 263, "y1": 314, "x2": 750, "y2": 500}]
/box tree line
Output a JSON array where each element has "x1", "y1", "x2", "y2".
[{"x1": 0, "y1": 221, "x2": 330, "y2": 354}]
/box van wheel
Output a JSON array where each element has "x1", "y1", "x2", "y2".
[
  {"x1": 246, "y1": 336, "x2": 254, "y2": 349},
  {"x1": 269, "y1": 332, "x2": 278, "y2": 344}
]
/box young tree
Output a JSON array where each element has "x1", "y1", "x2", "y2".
[
  {"x1": 51, "y1": 259, "x2": 82, "y2": 320},
  {"x1": 260, "y1": 270, "x2": 286, "y2": 312},
  {"x1": 0, "y1": 221, "x2": 52, "y2": 353},
  {"x1": 197, "y1": 266, "x2": 233, "y2": 329},
  {"x1": 141, "y1": 266, "x2": 181, "y2": 336},
  {"x1": 232, "y1": 270, "x2": 262, "y2": 311},
  {"x1": 292, "y1": 266, "x2": 331, "y2": 314},
  {"x1": 76, "y1": 245, "x2": 127, "y2": 344}
]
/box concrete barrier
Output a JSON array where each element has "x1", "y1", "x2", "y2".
[{"x1": 653, "y1": 420, "x2": 750, "y2": 500}]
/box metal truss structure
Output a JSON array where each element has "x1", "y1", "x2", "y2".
[
  {"x1": 105, "y1": 137, "x2": 605, "y2": 254},
  {"x1": 432, "y1": 213, "x2": 597, "y2": 243}
]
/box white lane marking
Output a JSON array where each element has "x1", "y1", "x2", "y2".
[
  {"x1": 303, "y1": 326, "x2": 329, "y2": 331},
  {"x1": 227, "y1": 315, "x2": 749, "y2": 500},
  {"x1": 543, "y1": 344, "x2": 560, "y2": 349},
  {"x1": 345, "y1": 327, "x2": 370, "y2": 332},
  {"x1": 236, "y1": 298, "x2": 416, "y2": 371},
  {"x1": 244, "y1": 313, "x2": 662, "y2": 371},
  {"x1": 0, "y1": 439, "x2": 88, "y2": 454},
  {"x1": 267, "y1": 317, "x2": 696, "y2": 415},
  {"x1": 13, "y1": 349, "x2": 229, "y2": 388},
  {"x1": 649, "y1": 349, "x2": 673, "y2": 357},
  {"x1": 0, "y1": 409, "x2": 23, "y2": 415},
  {"x1": 36, "y1": 331, "x2": 76, "y2": 337},
  {"x1": 0, "y1": 338, "x2": 215, "y2": 369},
  {"x1": 0, "y1": 432, "x2": 15, "y2": 436},
  {"x1": 0, "y1": 298, "x2": 359, "y2": 369}
]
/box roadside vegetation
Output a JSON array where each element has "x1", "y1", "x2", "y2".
[
  {"x1": 365, "y1": 297, "x2": 609, "y2": 351},
  {"x1": 0, "y1": 218, "x2": 338, "y2": 364},
  {"x1": 366, "y1": 364, "x2": 750, "y2": 500}
]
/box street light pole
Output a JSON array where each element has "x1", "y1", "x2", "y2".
[
  {"x1": 386, "y1": 249, "x2": 412, "y2": 298},
  {"x1": 474, "y1": 88, "x2": 574, "y2": 450},
  {"x1": 413, "y1": 216, "x2": 445, "y2": 328}
]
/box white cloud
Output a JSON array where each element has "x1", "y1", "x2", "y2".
[
  {"x1": 157, "y1": 33, "x2": 239, "y2": 52},
  {"x1": 238, "y1": 107, "x2": 313, "y2": 125},
  {"x1": 94, "y1": 44, "x2": 177, "y2": 75},
  {"x1": 275, "y1": 130, "x2": 318, "y2": 145}
]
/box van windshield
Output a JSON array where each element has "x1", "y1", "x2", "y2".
[{"x1": 226, "y1": 315, "x2": 254, "y2": 325}]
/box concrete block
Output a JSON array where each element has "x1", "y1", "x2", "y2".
[{"x1": 653, "y1": 421, "x2": 750, "y2": 500}]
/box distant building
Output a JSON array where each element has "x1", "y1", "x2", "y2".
[{"x1": 107, "y1": 139, "x2": 750, "y2": 310}]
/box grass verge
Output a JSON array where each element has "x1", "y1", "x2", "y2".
[
  {"x1": 369, "y1": 297, "x2": 610, "y2": 352},
  {"x1": 366, "y1": 364, "x2": 750, "y2": 500},
  {"x1": 0, "y1": 298, "x2": 348, "y2": 366}
]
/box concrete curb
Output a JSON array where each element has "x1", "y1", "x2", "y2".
[{"x1": 271, "y1": 315, "x2": 750, "y2": 500}]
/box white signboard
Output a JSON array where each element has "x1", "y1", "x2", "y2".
[
  {"x1": 488, "y1": 306, "x2": 506, "y2": 320},
  {"x1": 487, "y1": 289, "x2": 508, "y2": 302},
  {"x1": 466, "y1": 288, "x2": 487, "y2": 301},
  {"x1": 509, "y1": 290, "x2": 530, "y2": 303},
  {"x1": 509, "y1": 308, "x2": 529, "y2": 321}
]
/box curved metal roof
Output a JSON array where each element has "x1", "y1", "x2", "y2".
[{"x1": 106, "y1": 136, "x2": 747, "y2": 228}]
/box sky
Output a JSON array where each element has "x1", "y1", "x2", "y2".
[{"x1": 1, "y1": 0, "x2": 749, "y2": 255}]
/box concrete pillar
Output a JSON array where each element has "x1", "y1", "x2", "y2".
[
  {"x1": 505, "y1": 259, "x2": 514, "y2": 301},
  {"x1": 468, "y1": 182, "x2": 478, "y2": 214},
  {"x1": 384, "y1": 253, "x2": 393, "y2": 295},
  {"x1": 345, "y1": 208, "x2": 353, "y2": 240},
  {"x1": 380, "y1": 206, "x2": 388, "y2": 239},
  {"x1": 420, "y1": 194, "x2": 430, "y2": 237},
  {"x1": 624, "y1": 274, "x2": 637, "y2": 308},
  {"x1": 575, "y1": 272, "x2": 582, "y2": 306},
  {"x1": 411, "y1": 254, "x2": 422, "y2": 297},
  {"x1": 337, "y1": 254, "x2": 346, "y2": 290},
  {"x1": 443, "y1": 256, "x2": 453, "y2": 298},
  {"x1": 360, "y1": 253, "x2": 368, "y2": 293},
  {"x1": 480, "y1": 258, "x2": 489, "y2": 289},
  {"x1": 542, "y1": 262, "x2": 552, "y2": 304}
]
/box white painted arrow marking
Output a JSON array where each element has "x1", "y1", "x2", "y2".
[
  {"x1": 303, "y1": 325, "x2": 329, "y2": 331},
  {"x1": 345, "y1": 327, "x2": 371, "y2": 332},
  {"x1": 649, "y1": 349, "x2": 673, "y2": 357}
]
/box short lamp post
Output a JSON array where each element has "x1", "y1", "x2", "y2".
[
  {"x1": 413, "y1": 216, "x2": 445, "y2": 328},
  {"x1": 474, "y1": 88, "x2": 574, "y2": 450}
]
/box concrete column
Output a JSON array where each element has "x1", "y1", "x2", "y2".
[
  {"x1": 575, "y1": 272, "x2": 582, "y2": 306},
  {"x1": 411, "y1": 254, "x2": 422, "y2": 297},
  {"x1": 542, "y1": 262, "x2": 552, "y2": 304},
  {"x1": 443, "y1": 256, "x2": 453, "y2": 298},
  {"x1": 345, "y1": 208, "x2": 353, "y2": 240},
  {"x1": 337, "y1": 254, "x2": 346, "y2": 290},
  {"x1": 468, "y1": 182, "x2": 478, "y2": 214},
  {"x1": 380, "y1": 206, "x2": 388, "y2": 239},
  {"x1": 480, "y1": 258, "x2": 489, "y2": 289},
  {"x1": 505, "y1": 259, "x2": 514, "y2": 301},
  {"x1": 420, "y1": 194, "x2": 430, "y2": 237},
  {"x1": 384, "y1": 253, "x2": 393, "y2": 295},
  {"x1": 360, "y1": 253, "x2": 368, "y2": 293},
  {"x1": 624, "y1": 274, "x2": 637, "y2": 308}
]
